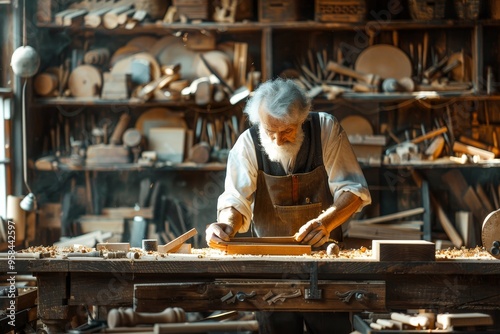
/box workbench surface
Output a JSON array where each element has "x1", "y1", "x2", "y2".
[{"x1": 2, "y1": 249, "x2": 499, "y2": 333}]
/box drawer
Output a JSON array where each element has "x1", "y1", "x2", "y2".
[{"x1": 134, "y1": 279, "x2": 386, "y2": 312}]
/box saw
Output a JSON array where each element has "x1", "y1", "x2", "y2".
[{"x1": 482, "y1": 209, "x2": 500, "y2": 259}]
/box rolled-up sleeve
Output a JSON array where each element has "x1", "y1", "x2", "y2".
[
  {"x1": 319, "y1": 113, "x2": 372, "y2": 210},
  {"x1": 217, "y1": 130, "x2": 257, "y2": 232}
]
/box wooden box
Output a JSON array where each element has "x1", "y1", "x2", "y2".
[
  {"x1": 259, "y1": 0, "x2": 301, "y2": 22},
  {"x1": 36, "y1": 0, "x2": 79, "y2": 24},
  {"x1": 0, "y1": 287, "x2": 37, "y2": 311},
  {"x1": 315, "y1": 0, "x2": 366, "y2": 23},
  {"x1": 213, "y1": 0, "x2": 255, "y2": 22},
  {"x1": 173, "y1": 0, "x2": 211, "y2": 20}
]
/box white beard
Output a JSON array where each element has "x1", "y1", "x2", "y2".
[{"x1": 259, "y1": 126, "x2": 304, "y2": 166}]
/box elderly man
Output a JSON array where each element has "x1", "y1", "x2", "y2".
[{"x1": 206, "y1": 78, "x2": 371, "y2": 333}]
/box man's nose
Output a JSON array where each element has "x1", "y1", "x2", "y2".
[{"x1": 275, "y1": 133, "x2": 286, "y2": 146}]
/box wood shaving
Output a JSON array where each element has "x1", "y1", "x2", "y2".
[{"x1": 15, "y1": 245, "x2": 497, "y2": 260}]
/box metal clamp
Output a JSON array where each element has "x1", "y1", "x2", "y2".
[{"x1": 305, "y1": 262, "x2": 322, "y2": 300}]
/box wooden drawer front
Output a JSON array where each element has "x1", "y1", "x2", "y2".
[{"x1": 134, "y1": 280, "x2": 386, "y2": 312}]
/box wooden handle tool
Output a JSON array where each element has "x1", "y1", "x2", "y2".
[
  {"x1": 107, "y1": 307, "x2": 185, "y2": 328},
  {"x1": 326, "y1": 61, "x2": 381, "y2": 87}
]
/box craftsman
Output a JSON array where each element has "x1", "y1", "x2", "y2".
[{"x1": 206, "y1": 78, "x2": 371, "y2": 334}]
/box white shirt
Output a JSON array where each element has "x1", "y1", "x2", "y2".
[{"x1": 217, "y1": 112, "x2": 372, "y2": 232}]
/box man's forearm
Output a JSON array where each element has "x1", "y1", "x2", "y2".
[
  {"x1": 319, "y1": 192, "x2": 363, "y2": 233},
  {"x1": 218, "y1": 207, "x2": 244, "y2": 237}
]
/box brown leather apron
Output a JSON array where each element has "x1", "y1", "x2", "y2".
[{"x1": 250, "y1": 113, "x2": 342, "y2": 241}]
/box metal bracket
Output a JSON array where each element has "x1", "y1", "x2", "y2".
[
  {"x1": 305, "y1": 262, "x2": 322, "y2": 300},
  {"x1": 221, "y1": 290, "x2": 256, "y2": 304},
  {"x1": 336, "y1": 289, "x2": 374, "y2": 304},
  {"x1": 262, "y1": 289, "x2": 302, "y2": 305}
]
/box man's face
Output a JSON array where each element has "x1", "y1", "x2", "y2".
[
  {"x1": 258, "y1": 107, "x2": 304, "y2": 163},
  {"x1": 259, "y1": 107, "x2": 300, "y2": 146}
]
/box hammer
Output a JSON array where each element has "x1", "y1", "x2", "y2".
[
  {"x1": 326, "y1": 61, "x2": 381, "y2": 88},
  {"x1": 326, "y1": 61, "x2": 413, "y2": 93}
]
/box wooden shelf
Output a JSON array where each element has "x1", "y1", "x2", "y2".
[
  {"x1": 33, "y1": 161, "x2": 227, "y2": 172},
  {"x1": 32, "y1": 97, "x2": 236, "y2": 110},
  {"x1": 36, "y1": 19, "x2": 480, "y2": 34}
]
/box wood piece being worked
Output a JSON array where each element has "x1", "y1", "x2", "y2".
[
  {"x1": 372, "y1": 240, "x2": 435, "y2": 262},
  {"x1": 157, "y1": 228, "x2": 198, "y2": 253},
  {"x1": 219, "y1": 242, "x2": 311, "y2": 256},
  {"x1": 229, "y1": 236, "x2": 298, "y2": 244}
]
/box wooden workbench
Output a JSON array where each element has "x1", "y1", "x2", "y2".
[{"x1": 2, "y1": 251, "x2": 500, "y2": 333}]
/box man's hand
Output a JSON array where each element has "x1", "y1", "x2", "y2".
[
  {"x1": 294, "y1": 220, "x2": 329, "y2": 248},
  {"x1": 205, "y1": 222, "x2": 235, "y2": 249}
]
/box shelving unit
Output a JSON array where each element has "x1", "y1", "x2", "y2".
[{"x1": 24, "y1": 0, "x2": 500, "y2": 247}]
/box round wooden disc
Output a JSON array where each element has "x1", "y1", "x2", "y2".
[
  {"x1": 68, "y1": 65, "x2": 102, "y2": 98},
  {"x1": 482, "y1": 209, "x2": 500, "y2": 258},
  {"x1": 355, "y1": 44, "x2": 412, "y2": 80},
  {"x1": 34, "y1": 72, "x2": 58, "y2": 96},
  {"x1": 340, "y1": 115, "x2": 373, "y2": 136},
  {"x1": 194, "y1": 50, "x2": 232, "y2": 79}
]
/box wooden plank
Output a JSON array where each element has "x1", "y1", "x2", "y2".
[
  {"x1": 431, "y1": 195, "x2": 464, "y2": 248},
  {"x1": 157, "y1": 228, "x2": 198, "y2": 253},
  {"x1": 372, "y1": 240, "x2": 435, "y2": 262},
  {"x1": 222, "y1": 243, "x2": 311, "y2": 255},
  {"x1": 475, "y1": 184, "x2": 494, "y2": 213},
  {"x1": 350, "y1": 207, "x2": 425, "y2": 225}
]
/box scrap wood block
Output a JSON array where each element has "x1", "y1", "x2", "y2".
[
  {"x1": 372, "y1": 240, "x2": 435, "y2": 262},
  {"x1": 437, "y1": 313, "x2": 493, "y2": 329},
  {"x1": 96, "y1": 242, "x2": 130, "y2": 252},
  {"x1": 158, "y1": 228, "x2": 197, "y2": 253}
]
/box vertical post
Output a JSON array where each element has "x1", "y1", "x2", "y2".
[
  {"x1": 262, "y1": 27, "x2": 273, "y2": 81},
  {"x1": 421, "y1": 178, "x2": 431, "y2": 241}
]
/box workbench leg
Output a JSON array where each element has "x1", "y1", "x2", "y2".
[{"x1": 37, "y1": 273, "x2": 72, "y2": 333}]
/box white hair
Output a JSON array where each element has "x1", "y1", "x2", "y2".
[{"x1": 244, "y1": 78, "x2": 311, "y2": 126}]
